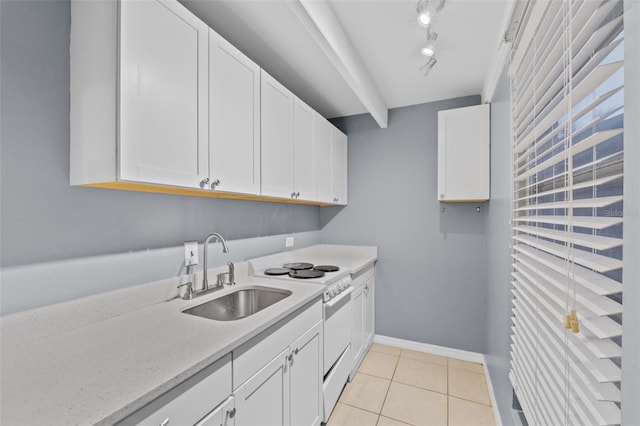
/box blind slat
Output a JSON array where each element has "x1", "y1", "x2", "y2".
[
  {"x1": 514, "y1": 225, "x2": 623, "y2": 251},
  {"x1": 512, "y1": 215, "x2": 622, "y2": 230}
]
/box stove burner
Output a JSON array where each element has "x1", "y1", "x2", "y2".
[
  {"x1": 288, "y1": 269, "x2": 325, "y2": 279},
  {"x1": 313, "y1": 265, "x2": 340, "y2": 272},
  {"x1": 264, "y1": 267, "x2": 291, "y2": 275},
  {"x1": 283, "y1": 262, "x2": 314, "y2": 270}
]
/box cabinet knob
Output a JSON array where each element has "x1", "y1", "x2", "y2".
[
  {"x1": 296, "y1": 192, "x2": 300, "y2": 198},
  {"x1": 287, "y1": 353, "x2": 293, "y2": 361},
  {"x1": 227, "y1": 408, "x2": 236, "y2": 419},
  {"x1": 291, "y1": 192, "x2": 296, "y2": 199},
  {"x1": 210, "y1": 179, "x2": 221, "y2": 189},
  {"x1": 294, "y1": 348, "x2": 299, "y2": 355},
  {"x1": 199, "y1": 178, "x2": 210, "y2": 189}
]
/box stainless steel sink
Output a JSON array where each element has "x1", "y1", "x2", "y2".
[{"x1": 183, "y1": 286, "x2": 292, "y2": 321}]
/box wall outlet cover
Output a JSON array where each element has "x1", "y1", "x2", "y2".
[
  {"x1": 184, "y1": 241, "x2": 199, "y2": 266},
  {"x1": 285, "y1": 236, "x2": 294, "y2": 247}
]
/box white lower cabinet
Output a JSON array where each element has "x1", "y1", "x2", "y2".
[
  {"x1": 363, "y1": 278, "x2": 375, "y2": 347},
  {"x1": 289, "y1": 322, "x2": 323, "y2": 426},
  {"x1": 234, "y1": 321, "x2": 323, "y2": 426},
  {"x1": 234, "y1": 348, "x2": 290, "y2": 426},
  {"x1": 350, "y1": 286, "x2": 365, "y2": 377},
  {"x1": 196, "y1": 396, "x2": 235, "y2": 426},
  {"x1": 350, "y1": 267, "x2": 376, "y2": 377},
  {"x1": 119, "y1": 354, "x2": 232, "y2": 426}
]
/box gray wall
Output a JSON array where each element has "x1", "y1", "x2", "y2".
[
  {"x1": 0, "y1": 0, "x2": 319, "y2": 310},
  {"x1": 321, "y1": 96, "x2": 488, "y2": 353},
  {"x1": 483, "y1": 70, "x2": 514, "y2": 425},
  {"x1": 622, "y1": 1, "x2": 640, "y2": 424}
]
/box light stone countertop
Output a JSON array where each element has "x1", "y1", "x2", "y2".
[
  {"x1": 0, "y1": 272, "x2": 325, "y2": 426},
  {"x1": 0, "y1": 244, "x2": 377, "y2": 426}
]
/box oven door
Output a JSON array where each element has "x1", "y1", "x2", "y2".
[{"x1": 323, "y1": 287, "x2": 352, "y2": 375}]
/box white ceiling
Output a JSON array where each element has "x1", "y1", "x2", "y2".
[{"x1": 180, "y1": 0, "x2": 510, "y2": 124}]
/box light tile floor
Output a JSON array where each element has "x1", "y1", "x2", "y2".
[{"x1": 327, "y1": 343, "x2": 496, "y2": 426}]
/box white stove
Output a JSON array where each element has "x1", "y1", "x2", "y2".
[{"x1": 247, "y1": 251, "x2": 353, "y2": 421}]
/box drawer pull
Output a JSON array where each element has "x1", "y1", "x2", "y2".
[{"x1": 227, "y1": 408, "x2": 236, "y2": 418}]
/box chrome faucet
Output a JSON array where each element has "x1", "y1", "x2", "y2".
[{"x1": 202, "y1": 233, "x2": 229, "y2": 292}]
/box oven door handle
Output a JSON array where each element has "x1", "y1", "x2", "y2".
[{"x1": 324, "y1": 286, "x2": 353, "y2": 308}]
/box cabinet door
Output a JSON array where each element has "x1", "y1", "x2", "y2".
[
  {"x1": 209, "y1": 30, "x2": 261, "y2": 195},
  {"x1": 289, "y1": 321, "x2": 323, "y2": 426},
  {"x1": 261, "y1": 71, "x2": 294, "y2": 199},
  {"x1": 437, "y1": 104, "x2": 490, "y2": 201},
  {"x1": 234, "y1": 348, "x2": 290, "y2": 426},
  {"x1": 119, "y1": 0, "x2": 208, "y2": 188},
  {"x1": 363, "y1": 278, "x2": 375, "y2": 348},
  {"x1": 293, "y1": 98, "x2": 317, "y2": 201},
  {"x1": 332, "y1": 128, "x2": 348, "y2": 205},
  {"x1": 315, "y1": 115, "x2": 333, "y2": 204},
  {"x1": 196, "y1": 396, "x2": 235, "y2": 426},
  {"x1": 350, "y1": 285, "x2": 365, "y2": 377}
]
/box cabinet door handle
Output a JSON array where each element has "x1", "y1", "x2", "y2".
[
  {"x1": 291, "y1": 192, "x2": 296, "y2": 199},
  {"x1": 159, "y1": 418, "x2": 170, "y2": 426},
  {"x1": 199, "y1": 178, "x2": 210, "y2": 189},
  {"x1": 227, "y1": 408, "x2": 236, "y2": 419},
  {"x1": 296, "y1": 192, "x2": 300, "y2": 198},
  {"x1": 294, "y1": 348, "x2": 299, "y2": 355},
  {"x1": 210, "y1": 179, "x2": 220, "y2": 189},
  {"x1": 287, "y1": 353, "x2": 293, "y2": 362}
]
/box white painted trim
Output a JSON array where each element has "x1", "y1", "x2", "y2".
[
  {"x1": 481, "y1": 0, "x2": 514, "y2": 103},
  {"x1": 287, "y1": 0, "x2": 388, "y2": 128},
  {"x1": 373, "y1": 334, "x2": 484, "y2": 363},
  {"x1": 375, "y1": 334, "x2": 503, "y2": 426},
  {"x1": 483, "y1": 359, "x2": 504, "y2": 426}
]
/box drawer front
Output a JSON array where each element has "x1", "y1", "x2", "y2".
[
  {"x1": 120, "y1": 353, "x2": 232, "y2": 426},
  {"x1": 233, "y1": 299, "x2": 322, "y2": 388}
]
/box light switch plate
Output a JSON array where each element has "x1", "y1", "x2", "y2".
[
  {"x1": 285, "y1": 236, "x2": 294, "y2": 248},
  {"x1": 184, "y1": 241, "x2": 199, "y2": 266}
]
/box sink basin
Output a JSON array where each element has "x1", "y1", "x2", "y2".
[{"x1": 183, "y1": 286, "x2": 293, "y2": 321}]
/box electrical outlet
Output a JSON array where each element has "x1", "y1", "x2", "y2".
[
  {"x1": 285, "y1": 236, "x2": 294, "y2": 248},
  {"x1": 184, "y1": 241, "x2": 199, "y2": 266}
]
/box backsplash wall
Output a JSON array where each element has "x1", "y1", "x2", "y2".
[
  {"x1": 0, "y1": 0, "x2": 320, "y2": 312},
  {"x1": 321, "y1": 96, "x2": 488, "y2": 354}
]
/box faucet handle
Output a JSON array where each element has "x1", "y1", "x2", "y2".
[
  {"x1": 227, "y1": 261, "x2": 236, "y2": 285},
  {"x1": 177, "y1": 282, "x2": 194, "y2": 300}
]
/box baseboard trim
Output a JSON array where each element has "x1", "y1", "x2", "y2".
[
  {"x1": 374, "y1": 334, "x2": 503, "y2": 426},
  {"x1": 483, "y1": 360, "x2": 503, "y2": 426},
  {"x1": 374, "y1": 334, "x2": 484, "y2": 363}
]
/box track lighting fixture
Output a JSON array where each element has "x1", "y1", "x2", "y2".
[{"x1": 416, "y1": 0, "x2": 444, "y2": 77}]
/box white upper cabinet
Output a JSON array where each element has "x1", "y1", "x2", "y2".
[
  {"x1": 119, "y1": 0, "x2": 209, "y2": 188},
  {"x1": 437, "y1": 104, "x2": 490, "y2": 202},
  {"x1": 209, "y1": 30, "x2": 261, "y2": 195},
  {"x1": 261, "y1": 70, "x2": 294, "y2": 199},
  {"x1": 315, "y1": 115, "x2": 333, "y2": 204},
  {"x1": 331, "y1": 128, "x2": 348, "y2": 205},
  {"x1": 293, "y1": 98, "x2": 317, "y2": 202}
]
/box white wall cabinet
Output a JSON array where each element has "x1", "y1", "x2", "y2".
[
  {"x1": 71, "y1": 0, "x2": 348, "y2": 206},
  {"x1": 314, "y1": 115, "x2": 334, "y2": 204},
  {"x1": 261, "y1": 70, "x2": 294, "y2": 199},
  {"x1": 350, "y1": 267, "x2": 375, "y2": 377},
  {"x1": 437, "y1": 104, "x2": 490, "y2": 202},
  {"x1": 71, "y1": 0, "x2": 210, "y2": 189},
  {"x1": 208, "y1": 29, "x2": 261, "y2": 195},
  {"x1": 315, "y1": 116, "x2": 348, "y2": 205},
  {"x1": 293, "y1": 98, "x2": 317, "y2": 202},
  {"x1": 331, "y1": 128, "x2": 348, "y2": 205}
]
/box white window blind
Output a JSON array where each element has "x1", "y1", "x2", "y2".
[{"x1": 509, "y1": 0, "x2": 624, "y2": 425}]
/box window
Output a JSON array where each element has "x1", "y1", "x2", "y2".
[{"x1": 509, "y1": 1, "x2": 624, "y2": 424}]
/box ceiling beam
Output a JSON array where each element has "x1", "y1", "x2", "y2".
[{"x1": 287, "y1": 0, "x2": 388, "y2": 128}]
